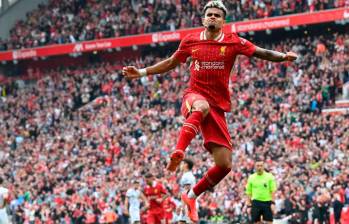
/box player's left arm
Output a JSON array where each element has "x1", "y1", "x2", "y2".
[
  {"x1": 269, "y1": 174, "x2": 277, "y2": 200},
  {"x1": 245, "y1": 177, "x2": 253, "y2": 206},
  {"x1": 269, "y1": 175, "x2": 277, "y2": 214},
  {"x1": 155, "y1": 185, "x2": 168, "y2": 204},
  {"x1": 140, "y1": 192, "x2": 149, "y2": 208},
  {"x1": 253, "y1": 46, "x2": 298, "y2": 62},
  {"x1": 0, "y1": 191, "x2": 10, "y2": 209}
]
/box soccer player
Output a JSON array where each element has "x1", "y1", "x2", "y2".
[
  {"x1": 177, "y1": 159, "x2": 196, "y2": 223},
  {"x1": 0, "y1": 177, "x2": 10, "y2": 224},
  {"x1": 125, "y1": 179, "x2": 148, "y2": 224},
  {"x1": 143, "y1": 174, "x2": 167, "y2": 224},
  {"x1": 245, "y1": 159, "x2": 277, "y2": 224},
  {"x1": 122, "y1": 1, "x2": 297, "y2": 221},
  {"x1": 163, "y1": 195, "x2": 176, "y2": 224}
]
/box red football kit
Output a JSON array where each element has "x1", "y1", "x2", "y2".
[
  {"x1": 173, "y1": 30, "x2": 256, "y2": 150},
  {"x1": 144, "y1": 182, "x2": 167, "y2": 224},
  {"x1": 163, "y1": 197, "x2": 176, "y2": 223}
]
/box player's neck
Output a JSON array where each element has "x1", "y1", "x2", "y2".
[
  {"x1": 204, "y1": 29, "x2": 222, "y2": 40},
  {"x1": 257, "y1": 171, "x2": 264, "y2": 175}
]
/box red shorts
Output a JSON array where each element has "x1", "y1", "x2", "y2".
[
  {"x1": 146, "y1": 210, "x2": 165, "y2": 224},
  {"x1": 180, "y1": 93, "x2": 233, "y2": 152}
]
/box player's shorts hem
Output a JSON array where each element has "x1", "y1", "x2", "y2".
[{"x1": 203, "y1": 140, "x2": 233, "y2": 153}]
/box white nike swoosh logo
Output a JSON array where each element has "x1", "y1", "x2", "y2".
[{"x1": 192, "y1": 49, "x2": 199, "y2": 53}]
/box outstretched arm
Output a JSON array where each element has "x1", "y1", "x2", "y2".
[
  {"x1": 122, "y1": 55, "x2": 181, "y2": 79},
  {"x1": 253, "y1": 46, "x2": 298, "y2": 62}
]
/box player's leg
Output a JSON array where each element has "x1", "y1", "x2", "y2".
[
  {"x1": 156, "y1": 211, "x2": 166, "y2": 224},
  {"x1": 146, "y1": 212, "x2": 156, "y2": 224},
  {"x1": 189, "y1": 144, "x2": 232, "y2": 197},
  {"x1": 130, "y1": 208, "x2": 141, "y2": 224},
  {"x1": 181, "y1": 145, "x2": 231, "y2": 222},
  {"x1": 262, "y1": 203, "x2": 273, "y2": 224},
  {"x1": 182, "y1": 107, "x2": 232, "y2": 222},
  {"x1": 251, "y1": 202, "x2": 262, "y2": 224},
  {"x1": 167, "y1": 93, "x2": 209, "y2": 172}
]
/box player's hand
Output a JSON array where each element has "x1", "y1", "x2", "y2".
[
  {"x1": 122, "y1": 66, "x2": 142, "y2": 79},
  {"x1": 145, "y1": 202, "x2": 150, "y2": 209},
  {"x1": 284, "y1": 51, "x2": 298, "y2": 61}
]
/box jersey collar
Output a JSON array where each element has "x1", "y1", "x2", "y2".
[{"x1": 200, "y1": 30, "x2": 224, "y2": 42}]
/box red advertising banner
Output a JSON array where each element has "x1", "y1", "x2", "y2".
[
  {"x1": 231, "y1": 7, "x2": 348, "y2": 33},
  {"x1": 0, "y1": 8, "x2": 347, "y2": 62}
]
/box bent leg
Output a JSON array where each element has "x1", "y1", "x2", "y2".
[{"x1": 190, "y1": 144, "x2": 232, "y2": 198}]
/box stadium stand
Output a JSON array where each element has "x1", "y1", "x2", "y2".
[{"x1": 0, "y1": 0, "x2": 347, "y2": 51}]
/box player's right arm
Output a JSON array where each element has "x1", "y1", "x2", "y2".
[
  {"x1": 124, "y1": 197, "x2": 129, "y2": 215},
  {"x1": 245, "y1": 176, "x2": 253, "y2": 206},
  {"x1": 140, "y1": 192, "x2": 149, "y2": 208},
  {"x1": 122, "y1": 55, "x2": 181, "y2": 79},
  {"x1": 122, "y1": 34, "x2": 191, "y2": 79}
]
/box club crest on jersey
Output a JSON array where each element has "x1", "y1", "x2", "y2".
[{"x1": 220, "y1": 46, "x2": 227, "y2": 56}]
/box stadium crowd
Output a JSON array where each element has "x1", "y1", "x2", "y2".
[
  {"x1": 0, "y1": 28, "x2": 348, "y2": 223},
  {"x1": 0, "y1": 0, "x2": 348, "y2": 51}
]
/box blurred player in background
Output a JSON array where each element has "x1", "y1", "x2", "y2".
[
  {"x1": 0, "y1": 177, "x2": 10, "y2": 224},
  {"x1": 143, "y1": 174, "x2": 167, "y2": 224},
  {"x1": 177, "y1": 159, "x2": 196, "y2": 223},
  {"x1": 163, "y1": 191, "x2": 176, "y2": 224},
  {"x1": 246, "y1": 159, "x2": 277, "y2": 224},
  {"x1": 125, "y1": 179, "x2": 148, "y2": 224},
  {"x1": 122, "y1": 0, "x2": 297, "y2": 221}
]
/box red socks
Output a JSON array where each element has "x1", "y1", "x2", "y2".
[
  {"x1": 175, "y1": 111, "x2": 203, "y2": 151},
  {"x1": 193, "y1": 165, "x2": 231, "y2": 197}
]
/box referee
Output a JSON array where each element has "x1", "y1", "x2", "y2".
[{"x1": 245, "y1": 159, "x2": 277, "y2": 224}]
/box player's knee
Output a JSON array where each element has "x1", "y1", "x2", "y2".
[
  {"x1": 222, "y1": 155, "x2": 232, "y2": 169},
  {"x1": 192, "y1": 100, "x2": 210, "y2": 117},
  {"x1": 216, "y1": 157, "x2": 232, "y2": 170}
]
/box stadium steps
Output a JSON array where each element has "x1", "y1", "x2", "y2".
[{"x1": 322, "y1": 99, "x2": 349, "y2": 115}]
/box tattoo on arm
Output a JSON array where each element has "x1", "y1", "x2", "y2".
[{"x1": 253, "y1": 47, "x2": 286, "y2": 62}]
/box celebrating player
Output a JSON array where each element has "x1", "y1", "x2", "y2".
[
  {"x1": 143, "y1": 174, "x2": 167, "y2": 224},
  {"x1": 125, "y1": 179, "x2": 148, "y2": 224},
  {"x1": 122, "y1": 0, "x2": 297, "y2": 221}
]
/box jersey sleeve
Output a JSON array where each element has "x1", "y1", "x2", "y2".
[
  {"x1": 172, "y1": 34, "x2": 191, "y2": 63},
  {"x1": 269, "y1": 175, "x2": 277, "y2": 193},
  {"x1": 160, "y1": 184, "x2": 167, "y2": 195},
  {"x1": 236, "y1": 37, "x2": 256, "y2": 57}
]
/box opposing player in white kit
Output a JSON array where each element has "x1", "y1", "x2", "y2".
[
  {"x1": 0, "y1": 177, "x2": 11, "y2": 224},
  {"x1": 177, "y1": 159, "x2": 196, "y2": 223},
  {"x1": 125, "y1": 180, "x2": 148, "y2": 224}
]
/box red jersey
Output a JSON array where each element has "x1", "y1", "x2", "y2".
[
  {"x1": 163, "y1": 197, "x2": 176, "y2": 220},
  {"x1": 144, "y1": 182, "x2": 167, "y2": 211},
  {"x1": 173, "y1": 30, "x2": 256, "y2": 111}
]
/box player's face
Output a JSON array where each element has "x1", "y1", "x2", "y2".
[
  {"x1": 145, "y1": 177, "x2": 154, "y2": 185},
  {"x1": 202, "y1": 8, "x2": 225, "y2": 32},
  {"x1": 255, "y1": 161, "x2": 264, "y2": 174}
]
